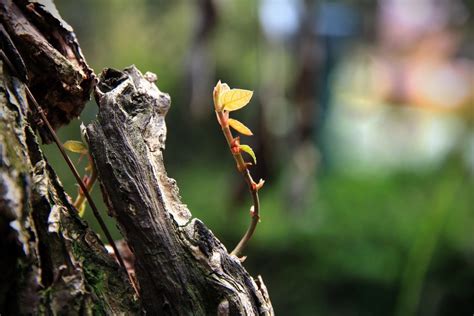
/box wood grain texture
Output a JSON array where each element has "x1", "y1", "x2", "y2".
[
  {"x1": 0, "y1": 64, "x2": 140, "y2": 314},
  {"x1": 0, "y1": 1, "x2": 138, "y2": 312},
  {"x1": 87, "y1": 66, "x2": 274, "y2": 315}
]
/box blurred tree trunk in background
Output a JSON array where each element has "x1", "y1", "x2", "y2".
[
  {"x1": 285, "y1": 0, "x2": 320, "y2": 212},
  {"x1": 186, "y1": 0, "x2": 217, "y2": 119},
  {"x1": 0, "y1": 0, "x2": 273, "y2": 314}
]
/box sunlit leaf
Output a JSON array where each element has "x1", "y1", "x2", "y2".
[
  {"x1": 228, "y1": 118, "x2": 253, "y2": 136},
  {"x1": 221, "y1": 83, "x2": 230, "y2": 91},
  {"x1": 78, "y1": 201, "x2": 86, "y2": 217},
  {"x1": 64, "y1": 140, "x2": 88, "y2": 154},
  {"x1": 221, "y1": 89, "x2": 253, "y2": 112},
  {"x1": 213, "y1": 81, "x2": 231, "y2": 110},
  {"x1": 218, "y1": 83, "x2": 230, "y2": 109},
  {"x1": 239, "y1": 144, "x2": 256, "y2": 164}
]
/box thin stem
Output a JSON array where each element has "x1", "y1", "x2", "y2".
[
  {"x1": 216, "y1": 111, "x2": 261, "y2": 257},
  {"x1": 1, "y1": 50, "x2": 139, "y2": 296},
  {"x1": 231, "y1": 177, "x2": 260, "y2": 257},
  {"x1": 73, "y1": 164, "x2": 97, "y2": 209}
]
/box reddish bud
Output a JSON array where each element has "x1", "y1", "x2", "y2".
[
  {"x1": 230, "y1": 137, "x2": 241, "y2": 154},
  {"x1": 213, "y1": 80, "x2": 222, "y2": 110},
  {"x1": 251, "y1": 178, "x2": 265, "y2": 191}
]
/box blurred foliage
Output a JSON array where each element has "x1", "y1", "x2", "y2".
[{"x1": 41, "y1": 0, "x2": 474, "y2": 315}]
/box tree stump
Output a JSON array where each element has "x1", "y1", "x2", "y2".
[{"x1": 87, "y1": 66, "x2": 273, "y2": 315}]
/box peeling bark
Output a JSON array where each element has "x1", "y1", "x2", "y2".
[
  {"x1": 0, "y1": 0, "x2": 94, "y2": 142},
  {"x1": 87, "y1": 66, "x2": 274, "y2": 315}
]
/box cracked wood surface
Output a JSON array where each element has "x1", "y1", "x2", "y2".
[
  {"x1": 0, "y1": 0, "x2": 94, "y2": 142},
  {"x1": 0, "y1": 0, "x2": 139, "y2": 314},
  {"x1": 0, "y1": 64, "x2": 139, "y2": 315},
  {"x1": 87, "y1": 66, "x2": 274, "y2": 315}
]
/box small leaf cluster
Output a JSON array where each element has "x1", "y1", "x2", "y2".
[{"x1": 213, "y1": 81, "x2": 259, "y2": 169}]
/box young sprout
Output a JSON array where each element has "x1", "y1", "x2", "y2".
[{"x1": 213, "y1": 80, "x2": 264, "y2": 258}]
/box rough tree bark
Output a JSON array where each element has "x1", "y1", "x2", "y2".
[
  {"x1": 0, "y1": 0, "x2": 139, "y2": 314},
  {"x1": 87, "y1": 67, "x2": 273, "y2": 315},
  {"x1": 0, "y1": 0, "x2": 273, "y2": 315}
]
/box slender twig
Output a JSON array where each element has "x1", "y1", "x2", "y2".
[
  {"x1": 73, "y1": 162, "x2": 97, "y2": 209},
  {"x1": 216, "y1": 111, "x2": 260, "y2": 257},
  {"x1": 1, "y1": 50, "x2": 139, "y2": 296}
]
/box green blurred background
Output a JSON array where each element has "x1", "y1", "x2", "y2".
[{"x1": 45, "y1": 0, "x2": 474, "y2": 315}]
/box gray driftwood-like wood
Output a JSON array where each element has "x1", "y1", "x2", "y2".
[{"x1": 87, "y1": 66, "x2": 274, "y2": 315}]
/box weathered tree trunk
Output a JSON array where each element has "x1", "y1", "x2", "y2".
[{"x1": 1, "y1": 0, "x2": 273, "y2": 315}]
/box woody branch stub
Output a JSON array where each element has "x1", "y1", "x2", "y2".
[{"x1": 86, "y1": 66, "x2": 273, "y2": 315}]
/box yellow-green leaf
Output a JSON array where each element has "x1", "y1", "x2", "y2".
[
  {"x1": 64, "y1": 140, "x2": 88, "y2": 154},
  {"x1": 221, "y1": 83, "x2": 230, "y2": 91},
  {"x1": 239, "y1": 144, "x2": 257, "y2": 164},
  {"x1": 228, "y1": 118, "x2": 253, "y2": 136},
  {"x1": 78, "y1": 201, "x2": 86, "y2": 217},
  {"x1": 217, "y1": 83, "x2": 230, "y2": 110},
  {"x1": 214, "y1": 81, "x2": 231, "y2": 110},
  {"x1": 221, "y1": 89, "x2": 253, "y2": 112}
]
